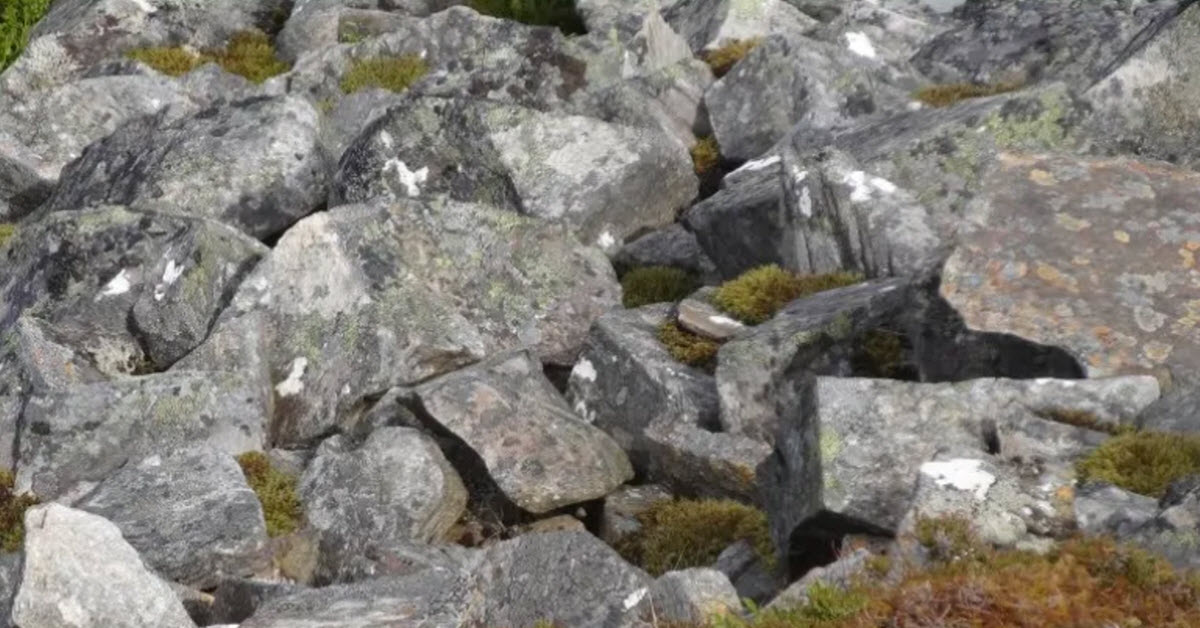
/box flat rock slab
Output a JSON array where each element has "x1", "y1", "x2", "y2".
[{"x1": 941, "y1": 152, "x2": 1200, "y2": 385}]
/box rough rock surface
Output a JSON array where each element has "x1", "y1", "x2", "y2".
[{"x1": 642, "y1": 568, "x2": 742, "y2": 624}]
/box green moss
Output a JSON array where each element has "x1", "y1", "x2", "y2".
[
  {"x1": 468, "y1": 0, "x2": 585, "y2": 35},
  {"x1": 0, "y1": 0, "x2": 51, "y2": 71},
  {"x1": 237, "y1": 451, "x2": 302, "y2": 537},
  {"x1": 702, "y1": 38, "x2": 762, "y2": 78},
  {"x1": 914, "y1": 515, "x2": 988, "y2": 564},
  {"x1": 691, "y1": 136, "x2": 721, "y2": 176},
  {"x1": 126, "y1": 46, "x2": 208, "y2": 77},
  {"x1": 0, "y1": 470, "x2": 37, "y2": 553},
  {"x1": 912, "y1": 81, "x2": 1022, "y2": 108},
  {"x1": 620, "y1": 266, "x2": 698, "y2": 308},
  {"x1": 614, "y1": 498, "x2": 774, "y2": 577},
  {"x1": 712, "y1": 265, "x2": 863, "y2": 325},
  {"x1": 657, "y1": 321, "x2": 720, "y2": 372},
  {"x1": 0, "y1": 223, "x2": 15, "y2": 249},
  {"x1": 850, "y1": 329, "x2": 906, "y2": 378},
  {"x1": 340, "y1": 55, "x2": 429, "y2": 94},
  {"x1": 1076, "y1": 431, "x2": 1200, "y2": 498},
  {"x1": 126, "y1": 30, "x2": 288, "y2": 83}
]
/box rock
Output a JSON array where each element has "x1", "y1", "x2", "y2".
[
  {"x1": 939, "y1": 153, "x2": 1200, "y2": 387},
  {"x1": 44, "y1": 96, "x2": 327, "y2": 241},
  {"x1": 1074, "y1": 483, "x2": 1158, "y2": 538},
  {"x1": 74, "y1": 446, "x2": 270, "y2": 589},
  {"x1": 704, "y1": 33, "x2": 918, "y2": 163},
  {"x1": 0, "y1": 205, "x2": 268, "y2": 377},
  {"x1": 210, "y1": 579, "x2": 304, "y2": 625},
  {"x1": 809, "y1": 0, "x2": 948, "y2": 67},
  {"x1": 278, "y1": 2, "x2": 457, "y2": 62},
  {"x1": 11, "y1": 504, "x2": 195, "y2": 628},
  {"x1": 612, "y1": 224, "x2": 717, "y2": 279},
  {"x1": 17, "y1": 370, "x2": 268, "y2": 500},
  {"x1": 333, "y1": 95, "x2": 696, "y2": 252},
  {"x1": 0, "y1": 397, "x2": 18, "y2": 471},
  {"x1": 1083, "y1": 3, "x2": 1200, "y2": 170},
  {"x1": 677, "y1": 289, "x2": 746, "y2": 341},
  {"x1": 1139, "y1": 386, "x2": 1200, "y2": 433},
  {"x1": 663, "y1": 0, "x2": 818, "y2": 53},
  {"x1": 600, "y1": 483, "x2": 674, "y2": 544},
  {"x1": 575, "y1": 0, "x2": 692, "y2": 75},
  {"x1": 1130, "y1": 478, "x2": 1200, "y2": 570},
  {"x1": 714, "y1": 539, "x2": 781, "y2": 604},
  {"x1": 197, "y1": 198, "x2": 617, "y2": 445},
  {"x1": 298, "y1": 427, "x2": 467, "y2": 576},
  {"x1": 515, "y1": 514, "x2": 587, "y2": 536},
  {"x1": 642, "y1": 568, "x2": 741, "y2": 624},
  {"x1": 766, "y1": 548, "x2": 869, "y2": 610},
  {"x1": 0, "y1": 554, "x2": 19, "y2": 628},
  {"x1": 410, "y1": 350, "x2": 632, "y2": 514}
]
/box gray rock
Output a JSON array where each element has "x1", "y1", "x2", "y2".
[
  {"x1": 1130, "y1": 479, "x2": 1200, "y2": 570},
  {"x1": 210, "y1": 579, "x2": 304, "y2": 625},
  {"x1": 809, "y1": 1, "x2": 948, "y2": 67},
  {"x1": 0, "y1": 553, "x2": 19, "y2": 628},
  {"x1": 663, "y1": 0, "x2": 818, "y2": 53},
  {"x1": 575, "y1": 0, "x2": 692, "y2": 76},
  {"x1": 601, "y1": 483, "x2": 674, "y2": 544},
  {"x1": 333, "y1": 95, "x2": 696, "y2": 252},
  {"x1": 312, "y1": 537, "x2": 481, "y2": 586},
  {"x1": 11, "y1": 504, "x2": 195, "y2": 628},
  {"x1": 939, "y1": 153, "x2": 1200, "y2": 387},
  {"x1": 766, "y1": 548, "x2": 869, "y2": 610},
  {"x1": 642, "y1": 568, "x2": 741, "y2": 624},
  {"x1": 0, "y1": 397, "x2": 18, "y2": 472},
  {"x1": 44, "y1": 96, "x2": 327, "y2": 241},
  {"x1": 677, "y1": 290, "x2": 746, "y2": 341},
  {"x1": 1139, "y1": 385, "x2": 1200, "y2": 433},
  {"x1": 199, "y1": 198, "x2": 617, "y2": 445},
  {"x1": 278, "y1": 2, "x2": 458, "y2": 62},
  {"x1": 714, "y1": 539, "x2": 781, "y2": 604},
  {"x1": 75, "y1": 446, "x2": 270, "y2": 589},
  {"x1": 298, "y1": 427, "x2": 467, "y2": 573},
  {"x1": 17, "y1": 370, "x2": 268, "y2": 501},
  {"x1": 1075, "y1": 483, "x2": 1159, "y2": 538},
  {"x1": 410, "y1": 350, "x2": 633, "y2": 514},
  {"x1": 612, "y1": 224, "x2": 717, "y2": 279}
]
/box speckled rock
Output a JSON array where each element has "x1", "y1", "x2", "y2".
[
  {"x1": 766, "y1": 548, "x2": 869, "y2": 610},
  {"x1": 662, "y1": 0, "x2": 818, "y2": 53},
  {"x1": 277, "y1": 1, "x2": 458, "y2": 62},
  {"x1": 807, "y1": 0, "x2": 949, "y2": 66},
  {"x1": 575, "y1": 0, "x2": 692, "y2": 75},
  {"x1": 677, "y1": 290, "x2": 746, "y2": 341},
  {"x1": 612, "y1": 224, "x2": 717, "y2": 279},
  {"x1": 410, "y1": 350, "x2": 632, "y2": 514},
  {"x1": 1075, "y1": 482, "x2": 1158, "y2": 538},
  {"x1": 1130, "y1": 477, "x2": 1200, "y2": 570},
  {"x1": 640, "y1": 568, "x2": 741, "y2": 624},
  {"x1": 940, "y1": 152, "x2": 1200, "y2": 386},
  {"x1": 600, "y1": 483, "x2": 674, "y2": 544},
  {"x1": 196, "y1": 198, "x2": 617, "y2": 446}
]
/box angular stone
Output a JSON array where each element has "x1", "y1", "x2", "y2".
[
  {"x1": 766, "y1": 548, "x2": 869, "y2": 610},
  {"x1": 601, "y1": 483, "x2": 674, "y2": 544},
  {"x1": 1130, "y1": 479, "x2": 1200, "y2": 570},
  {"x1": 714, "y1": 539, "x2": 782, "y2": 604},
  {"x1": 209, "y1": 579, "x2": 304, "y2": 626},
  {"x1": 663, "y1": 0, "x2": 818, "y2": 53},
  {"x1": 940, "y1": 153, "x2": 1200, "y2": 386},
  {"x1": 612, "y1": 224, "x2": 717, "y2": 279},
  {"x1": 0, "y1": 554, "x2": 19, "y2": 628},
  {"x1": 12, "y1": 504, "x2": 194, "y2": 628},
  {"x1": 278, "y1": 2, "x2": 455, "y2": 62},
  {"x1": 642, "y1": 568, "x2": 741, "y2": 624},
  {"x1": 411, "y1": 350, "x2": 632, "y2": 514},
  {"x1": 1074, "y1": 483, "x2": 1158, "y2": 538},
  {"x1": 75, "y1": 446, "x2": 270, "y2": 589},
  {"x1": 677, "y1": 290, "x2": 746, "y2": 341}
]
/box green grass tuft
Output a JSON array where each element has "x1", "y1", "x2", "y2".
[
  {"x1": 468, "y1": 0, "x2": 585, "y2": 35},
  {"x1": 237, "y1": 451, "x2": 302, "y2": 537},
  {"x1": 702, "y1": 38, "x2": 762, "y2": 78},
  {"x1": 657, "y1": 320, "x2": 720, "y2": 372},
  {"x1": 126, "y1": 46, "x2": 208, "y2": 77},
  {"x1": 1076, "y1": 431, "x2": 1200, "y2": 498},
  {"x1": 621, "y1": 266, "x2": 698, "y2": 309},
  {"x1": 690, "y1": 136, "x2": 721, "y2": 176},
  {"x1": 712, "y1": 265, "x2": 863, "y2": 325},
  {"x1": 126, "y1": 30, "x2": 288, "y2": 84},
  {"x1": 340, "y1": 55, "x2": 429, "y2": 94},
  {"x1": 912, "y1": 81, "x2": 1022, "y2": 108},
  {"x1": 0, "y1": 0, "x2": 51, "y2": 72},
  {"x1": 614, "y1": 498, "x2": 774, "y2": 577},
  {"x1": 0, "y1": 470, "x2": 38, "y2": 553}
]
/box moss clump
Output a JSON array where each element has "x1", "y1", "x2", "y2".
[
  {"x1": 615, "y1": 498, "x2": 774, "y2": 577},
  {"x1": 657, "y1": 321, "x2": 720, "y2": 372},
  {"x1": 712, "y1": 265, "x2": 863, "y2": 325},
  {"x1": 0, "y1": 0, "x2": 51, "y2": 71},
  {"x1": 0, "y1": 223, "x2": 15, "y2": 249},
  {"x1": 237, "y1": 452, "x2": 302, "y2": 537},
  {"x1": 1076, "y1": 431, "x2": 1200, "y2": 498},
  {"x1": 340, "y1": 55, "x2": 429, "y2": 94},
  {"x1": 467, "y1": 0, "x2": 585, "y2": 35},
  {"x1": 126, "y1": 30, "x2": 288, "y2": 84},
  {"x1": 703, "y1": 38, "x2": 762, "y2": 78},
  {"x1": 1036, "y1": 408, "x2": 1131, "y2": 436},
  {"x1": 691, "y1": 136, "x2": 721, "y2": 176},
  {"x1": 621, "y1": 266, "x2": 698, "y2": 309},
  {"x1": 912, "y1": 81, "x2": 1022, "y2": 108},
  {"x1": 0, "y1": 471, "x2": 37, "y2": 553},
  {"x1": 850, "y1": 329, "x2": 906, "y2": 379}
]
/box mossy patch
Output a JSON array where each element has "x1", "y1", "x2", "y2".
[
  {"x1": 126, "y1": 30, "x2": 289, "y2": 83},
  {"x1": 850, "y1": 329, "x2": 907, "y2": 379},
  {"x1": 712, "y1": 265, "x2": 863, "y2": 325},
  {"x1": 0, "y1": 0, "x2": 51, "y2": 71},
  {"x1": 1076, "y1": 431, "x2": 1200, "y2": 498},
  {"x1": 0, "y1": 223, "x2": 15, "y2": 249},
  {"x1": 691, "y1": 136, "x2": 721, "y2": 176},
  {"x1": 614, "y1": 498, "x2": 774, "y2": 577},
  {"x1": 620, "y1": 266, "x2": 698, "y2": 308},
  {"x1": 340, "y1": 55, "x2": 429, "y2": 94},
  {"x1": 237, "y1": 451, "x2": 302, "y2": 537},
  {"x1": 0, "y1": 470, "x2": 38, "y2": 553},
  {"x1": 657, "y1": 321, "x2": 720, "y2": 372},
  {"x1": 468, "y1": 0, "x2": 585, "y2": 35},
  {"x1": 912, "y1": 81, "x2": 1022, "y2": 108},
  {"x1": 127, "y1": 46, "x2": 208, "y2": 77},
  {"x1": 1036, "y1": 408, "x2": 1130, "y2": 436},
  {"x1": 703, "y1": 38, "x2": 762, "y2": 78}
]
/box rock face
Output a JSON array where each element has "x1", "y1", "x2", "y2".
[
  {"x1": 12, "y1": 504, "x2": 195, "y2": 628},
  {"x1": 940, "y1": 153, "x2": 1200, "y2": 386}
]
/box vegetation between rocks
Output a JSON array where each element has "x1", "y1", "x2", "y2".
[
  {"x1": 1076, "y1": 430, "x2": 1200, "y2": 498},
  {"x1": 468, "y1": 0, "x2": 586, "y2": 35},
  {"x1": 912, "y1": 81, "x2": 1023, "y2": 108},
  {"x1": 690, "y1": 136, "x2": 721, "y2": 176},
  {"x1": 849, "y1": 329, "x2": 907, "y2": 379},
  {"x1": 0, "y1": 223, "x2": 15, "y2": 249},
  {"x1": 0, "y1": 471, "x2": 38, "y2": 553},
  {"x1": 614, "y1": 498, "x2": 774, "y2": 577},
  {"x1": 621, "y1": 266, "x2": 699, "y2": 309},
  {"x1": 340, "y1": 55, "x2": 430, "y2": 94},
  {"x1": 713, "y1": 265, "x2": 863, "y2": 325},
  {"x1": 126, "y1": 30, "x2": 289, "y2": 84},
  {"x1": 237, "y1": 452, "x2": 303, "y2": 537},
  {"x1": 703, "y1": 38, "x2": 762, "y2": 79},
  {"x1": 0, "y1": 0, "x2": 50, "y2": 71},
  {"x1": 657, "y1": 320, "x2": 721, "y2": 372}
]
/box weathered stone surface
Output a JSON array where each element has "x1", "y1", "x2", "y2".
[
  {"x1": 575, "y1": 0, "x2": 692, "y2": 76},
  {"x1": 0, "y1": 553, "x2": 19, "y2": 628},
  {"x1": 809, "y1": 1, "x2": 949, "y2": 67},
  {"x1": 209, "y1": 579, "x2": 304, "y2": 625},
  {"x1": 1130, "y1": 477, "x2": 1200, "y2": 570},
  {"x1": 1075, "y1": 482, "x2": 1158, "y2": 538},
  {"x1": 677, "y1": 290, "x2": 746, "y2": 341},
  {"x1": 641, "y1": 568, "x2": 741, "y2": 624},
  {"x1": 1139, "y1": 386, "x2": 1200, "y2": 433},
  {"x1": 333, "y1": 95, "x2": 696, "y2": 251},
  {"x1": 663, "y1": 0, "x2": 818, "y2": 53},
  {"x1": 940, "y1": 153, "x2": 1200, "y2": 386},
  {"x1": 75, "y1": 446, "x2": 270, "y2": 589},
  {"x1": 411, "y1": 350, "x2": 632, "y2": 513},
  {"x1": 766, "y1": 547, "x2": 869, "y2": 610},
  {"x1": 0, "y1": 397, "x2": 18, "y2": 472},
  {"x1": 600, "y1": 483, "x2": 674, "y2": 544},
  {"x1": 12, "y1": 504, "x2": 195, "y2": 628},
  {"x1": 201, "y1": 198, "x2": 617, "y2": 445},
  {"x1": 612, "y1": 224, "x2": 717, "y2": 279},
  {"x1": 18, "y1": 371, "x2": 268, "y2": 500},
  {"x1": 298, "y1": 427, "x2": 467, "y2": 575},
  {"x1": 278, "y1": 2, "x2": 457, "y2": 62},
  {"x1": 44, "y1": 96, "x2": 327, "y2": 240},
  {"x1": 714, "y1": 539, "x2": 782, "y2": 604}
]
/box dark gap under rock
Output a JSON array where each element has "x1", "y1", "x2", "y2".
[{"x1": 786, "y1": 510, "x2": 892, "y2": 580}]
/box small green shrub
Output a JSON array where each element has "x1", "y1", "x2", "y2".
[
  {"x1": 703, "y1": 38, "x2": 762, "y2": 78},
  {"x1": 621, "y1": 266, "x2": 697, "y2": 308},
  {"x1": 712, "y1": 265, "x2": 863, "y2": 325},
  {"x1": 1076, "y1": 431, "x2": 1200, "y2": 498},
  {"x1": 468, "y1": 0, "x2": 585, "y2": 35},
  {"x1": 340, "y1": 55, "x2": 429, "y2": 94},
  {"x1": 237, "y1": 451, "x2": 302, "y2": 537},
  {"x1": 0, "y1": 470, "x2": 38, "y2": 553},
  {"x1": 912, "y1": 81, "x2": 1022, "y2": 108},
  {"x1": 614, "y1": 498, "x2": 774, "y2": 576},
  {"x1": 126, "y1": 30, "x2": 288, "y2": 84},
  {"x1": 691, "y1": 136, "x2": 721, "y2": 176},
  {"x1": 657, "y1": 321, "x2": 720, "y2": 372},
  {"x1": 0, "y1": 0, "x2": 51, "y2": 72},
  {"x1": 0, "y1": 223, "x2": 15, "y2": 249}
]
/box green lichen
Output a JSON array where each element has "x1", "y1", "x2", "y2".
[
  {"x1": 985, "y1": 90, "x2": 1069, "y2": 150},
  {"x1": 614, "y1": 498, "x2": 774, "y2": 576},
  {"x1": 620, "y1": 266, "x2": 698, "y2": 308},
  {"x1": 0, "y1": 223, "x2": 15, "y2": 249},
  {"x1": 340, "y1": 55, "x2": 429, "y2": 94},
  {"x1": 702, "y1": 38, "x2": 762, "y2": 78},
  {"x1": 126, "y1": 30, "x2": 289, "y2": 83},
  {"x1": 467, "y1": 0, "x2": 585, "y2": 34},
  {"x1": 0, "y1": 470, "x2": 38, "y2": 553},
  {"x1": 712, "y1": 265, "x2": 863, "y2": 325},
  {"x1": 0, "y1": 0, "x2": 51, "y2": 71},
  {"x1": 237, "y1": 451, "x2": 302, "y2": 537},
  {"x1": 1076, "y1": 431, "x2": 1200, "y2": 498},
  {"x1": 657, "y1": 320, "x2": 720, "y2": 372}
]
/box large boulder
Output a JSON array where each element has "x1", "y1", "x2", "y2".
[
  {"x1": 940, "y1": 152, "x2": 1200, "y2": 387},
  {"x1": 277, "y1": 1, "x2": 459, "y2": 62},
  {"x1": 75, "y1": 447, "x2": 270, "y2": 589},
  {"x1": 191, "y1": 198, "x2": 617, "y2": 446},
  {"x1": 43, "y1": 96, "x2": 327, "y2": 241},
  {"x1": 662, "y1": 0, "x2": 818, "y2": 53},
  {"x1": 409, "y1": 350, "x2": 632, "y2": 514},
  {"x1": 11, "y1": 504, "x2": 195, "y2": 628}
]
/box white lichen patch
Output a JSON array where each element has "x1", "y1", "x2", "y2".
[
  {"x1": 844, "y1": 170, "x2": 898, "y2": 202},
  {"x1": 571, "y1": 358, "x2": 598, "y2": 383},
  {"x1": 798, "y1": 185, "x2": 813, "y2": 217},
  {"x1": 275, "y1": 357, "x2": 309, "y2": 397},
  {"x1": 920, "y1": 458, "x2": 996, "y2": 501},
  {"x1": 844, "y1": 32, "x2": 877, "y2": 60},
  {"x1": 98, "y1": 269, "x2": 133, "y2": 298},
  {"x1": 153, "y1": 260, "x2": 186, "y2": 301},
  {"x1": 623, "y1": 587, "x2": 648, "y2": 611},
  {"x1": 735, "y1": 155, "x2": 781, "y2": 174},
  {"x1": 129, "y1": 0, "x2": 158, "y2": 13},
  {"x1": 596, "y1": 231, "x2": 617, "y2": 250},
  {"x1": 708, "y1": 314, "x2": 744, "y2": 328},
  {"x1": 382, "y1": 159, "x2": 429, "y2": 197}
]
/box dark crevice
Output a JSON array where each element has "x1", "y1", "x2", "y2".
[{"x1": 786, "y1": 510, "x2": 892, "y2": 579}]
